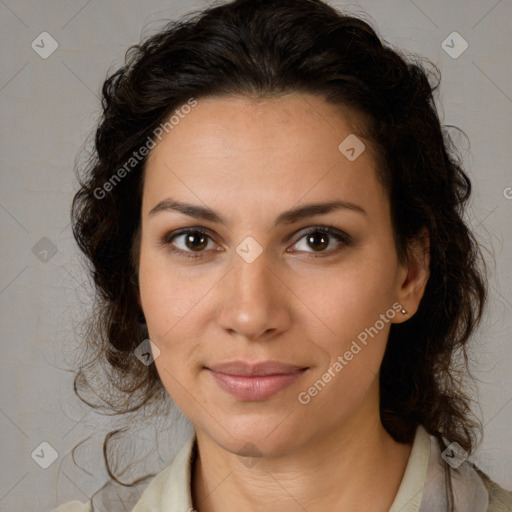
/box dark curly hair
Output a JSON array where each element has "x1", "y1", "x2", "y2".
[{"x1": 70, "y1": 0, "x2": 487, "y2": 500}]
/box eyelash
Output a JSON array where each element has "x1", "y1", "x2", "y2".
[{"x1": 160, "y1": 226, "x2": 352, "y2": 260}]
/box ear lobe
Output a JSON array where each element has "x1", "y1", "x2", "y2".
[{"x1": 394, "y1": 228, "x2": 430, "y2": 323}]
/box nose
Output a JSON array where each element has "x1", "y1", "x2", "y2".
[{"x1": 215, "y1": 245, "x2": 292, "y2": 342}]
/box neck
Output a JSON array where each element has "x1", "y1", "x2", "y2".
[{"x1": 192, "y1": 408, "x2": 413, "y2": 512}]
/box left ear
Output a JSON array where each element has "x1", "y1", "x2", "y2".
[{"x1": 393, "y1": 228, "x2": 430, "y2": 323}]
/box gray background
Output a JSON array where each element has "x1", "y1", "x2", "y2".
[{"x1": 1, "y1": 0, "x2": 511, "y2": 510}]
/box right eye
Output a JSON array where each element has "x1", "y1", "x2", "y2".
[{"x1": 160, "y1": 228, "x2": 218, "y2": 259}]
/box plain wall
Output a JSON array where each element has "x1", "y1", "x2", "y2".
[{"x1": 1, "y1": 0, "x2": 511, "y2": 509}]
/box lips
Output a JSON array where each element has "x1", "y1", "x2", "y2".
[
  {"x1": 208, "y1": 361, "x2": 307, "y2": 376},
  {"x1": 206, "y1": 361, "x2": 309, "y2": 401}
]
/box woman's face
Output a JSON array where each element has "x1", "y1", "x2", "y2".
[{"x1": 138, "y1": 93, "x2": 428, "y2": 456}]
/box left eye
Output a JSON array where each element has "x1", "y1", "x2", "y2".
[{"x1": 292, "y1": 227, "x2": 349, "y2": 254}]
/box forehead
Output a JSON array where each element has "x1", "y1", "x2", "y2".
[
  {"x1": 148, "y1": 93, "x2": 370, "y2": 158},
  {"x1": 142, "y1": 93, "x2": 385, "y2": 220}
]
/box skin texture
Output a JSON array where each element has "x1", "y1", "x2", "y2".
[{"x1": 137, "y1": 93, "x2": 430, "y2": 511}]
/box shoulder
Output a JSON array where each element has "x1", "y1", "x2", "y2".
[
  {"x1": 52, "y1": 500, "x2": 92, "y2": 512},
  {"x1": 473, "y1": 466, "x2": 512, "y2": 512},
  {"x1": 131, "y1": 461, "x2": 176, "y2": 510},
  {"x1": 422, "y1": 430, "x2": 512, "y2": 512},
  {"x1": 132, "y1": 435, "x2": 196, "y2": 511},
  {"x1": 50, "y1": 466, "x2": 174, "y2": 512},
  {"x1": 50, "y1": 467, "x2": 174, "y2": 512},
  {"x1": 51, "y1": 435, "x2": 196, "y2": 512}
]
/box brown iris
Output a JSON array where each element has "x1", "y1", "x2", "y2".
[
  {"x1": 185, "y1": 231, "x2": 209, "y2": 251},
  {"x1": 307, "y1": 232, "x2": 329, "y2": 251}
]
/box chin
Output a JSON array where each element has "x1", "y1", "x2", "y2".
[{"x1": 201, "y1": 414, "x2": 307, "y2": 459}]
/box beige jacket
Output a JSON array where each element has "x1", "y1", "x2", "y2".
[{"x1": 54, "y1": 426, "x2": 512, "y2": 512}]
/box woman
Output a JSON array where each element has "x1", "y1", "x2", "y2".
[{"x1": 56, "y1": 0, "x2": 512, "y2": 510}]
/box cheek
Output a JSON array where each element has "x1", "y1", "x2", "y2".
[
  {"x1": 148, "y1": 307, "x2": 205, "y2": 414},
  {"x1": 138, "y1": 247, "x2": 213, "y2": 335},
  {"x1": 296, "y1": 251, "x2": 398, "y2": 388},
  {"x1": 297, "y1": 255, "x2": 397, "y2": 343},
  {"x1": 137, "y1": 246, "x2": 218, "y2": 367},
  {"x1": 140, "y1": 277, "x2": 204, "y2": 371}
]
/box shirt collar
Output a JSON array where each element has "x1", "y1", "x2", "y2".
[{"x1": 389, "y1": 425, "x2": 431, "y2": 511}]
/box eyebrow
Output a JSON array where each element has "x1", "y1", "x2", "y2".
[{"x1": 148, "y1": 198, "x2": 367, "y2": 226}]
